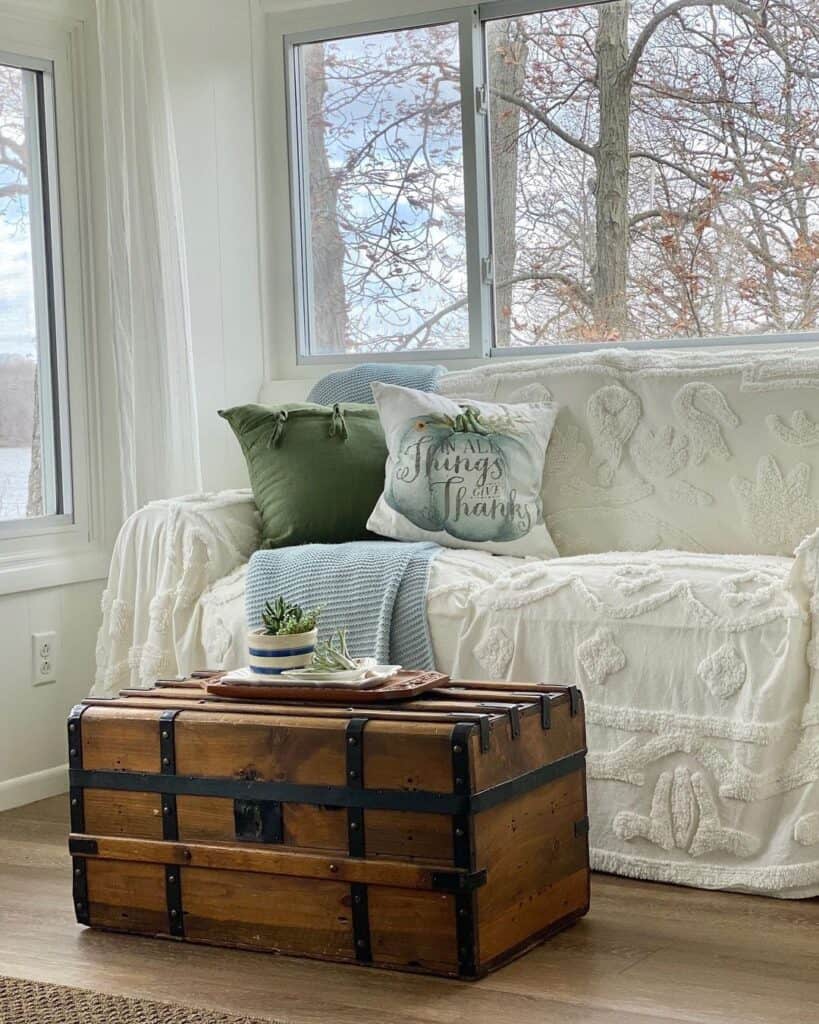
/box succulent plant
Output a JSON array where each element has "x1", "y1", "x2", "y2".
[
  {"x1": 310, "y1": 629, "x2": 358, "y2": 672},
  {"x1": 261, "y1": 596, "x2": 320, "y2": 636}
]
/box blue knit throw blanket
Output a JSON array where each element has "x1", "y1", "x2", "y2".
[
  {"x1": 306, "y1": 363, "x2": 446, "y2": 405},
  {"x1": 245, "y1": 541, "x2": 440, "y2": 669}
]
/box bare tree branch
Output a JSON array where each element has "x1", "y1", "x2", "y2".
[
  {"x1": 625, "y1": 0, "x2": 759, "y2": 82},
  {"x1": 490, "y1": 87, "x2": 597, "y2": 158}
]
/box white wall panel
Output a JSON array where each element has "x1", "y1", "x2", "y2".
[
  {"x1": 0, "y1": 579, "x2": 102, "y2": 802},
  {"x1": 158, "y1": 0, "x2": 264, "y2": 491}
]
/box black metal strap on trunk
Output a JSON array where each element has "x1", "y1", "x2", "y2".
[
  {"x1": 69, "y1": 838, "x2": 99, "y2": 855},
  {"x1": 539, "y1": 693, "x2": 552, "y2": 730},
  {"x1": 72, "y1": 856, "x2": 90, "y2": 926},
  {"x1": 69, "y1": 790, "x2": 86, "y2": 834},
  {"x1": 67, "y1": 704, "x2": 87, "y2": 768},
  {"x1": 165, "y1": 865, "x2": 185, "y2": 937},
  {"x1": 475, "y1": 715, "x2": 491, "y2": 753},
  {"x1": 67, "y1": 705, "x2": 89, "y2": 833},
  {"x1": 427, "y1": 700, "x2": 510, "y2": 747},
  {"x1": 68, "y1": 748, "x2": 586, "y2": 816},
  {"x1": 345, "y1": 719, "x2": 371, "y2": 961},
  {"x1": 451, "y1": 722, "x2": 473, "y2": 799},
  {"x1": 350, "y1": 882, "x2": 371, "y2": 963},
  {"x1": 510, "y1": 704, "x2": 521, "y2": 738},
  {"x1": 455, "y1": 893, "x2": 478, "y2": 978},
  {"x1": 451, "y1": 721, "x2": 478, "y2": 976},
  {"x1": 568, "y1": 686, "x2": 582, "y2": 717},
  {"x1": 451, "y1": 722, "x2": 474, "y2": 872},
  {"x1": 159, "y1": 710, "x2": 180, "y2": 773},
  {"x1": 159, "y1": 710, "x2": 182, "y2": 841},
  {"x1": 346, "y1": 718, "x2": 367, "y2": 858}
]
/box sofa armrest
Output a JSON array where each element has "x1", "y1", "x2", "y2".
[
  {"x1": 93, "y1": 490, "x2": 260, "y2": 694},
  {"x1": 790, "y1": 527, "x2": 819, "y2": 715}
]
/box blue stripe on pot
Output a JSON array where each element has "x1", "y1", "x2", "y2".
[
  {"x1": 248, "y1": 644, "x2": 316, "y2": 658},
  {"x1": 247, "y1": 627, "x2": 317, "y2": 676}
]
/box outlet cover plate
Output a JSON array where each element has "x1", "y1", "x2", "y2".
[{"x1": 32, "y1": 631, "x2": 58, "y2": 686}]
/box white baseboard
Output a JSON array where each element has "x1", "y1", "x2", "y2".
[{"x1": 0, "y1": 763, "x2": 69, "y2": 813}]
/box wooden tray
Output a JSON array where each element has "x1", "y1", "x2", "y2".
[{"x1": 204, "y1": 669, "x2": 450, "y2": 704}]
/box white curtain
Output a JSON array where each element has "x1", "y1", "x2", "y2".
[{"x1": 96, "y1": 0, "x2": 202, "y2": 515}]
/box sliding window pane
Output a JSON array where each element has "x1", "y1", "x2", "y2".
[
  {"x1": 0, "y1": 62, "x2": 60, "y2": 520},
  {"x1": 294, "y1": 24, "x2": 469, "y2": 355},
  {"x1": 486, "y1": 1, "x2": 819, "y2": 347}
]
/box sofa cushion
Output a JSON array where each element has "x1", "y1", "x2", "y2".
[
  {"x1": 219, "y1": 403, "x2": 388, "y2": 548},
  {"x1": 439, "y1": 345, "x2": 819, "y2": 556}
]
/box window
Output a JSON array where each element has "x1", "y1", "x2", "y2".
[
  {"x1": 290, "y1": 23, "x2": 470, "y2": 357},
  {"x1": 0, "y1": 54, "x2": 69, "y2": 524},
  {"x1": 486, "y1": 1, "x2": 819, "y2": 348},
  {"x1": 287, "y1": 1, "x2": 819, "y2": 358}
]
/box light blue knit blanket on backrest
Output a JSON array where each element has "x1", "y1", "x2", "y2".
[
  {"x1": 245, "y1": 541, "x2": 440, "y2": 669},
  {"x1": 307, "y1": 363, "x2": 446, "y2": 405}
]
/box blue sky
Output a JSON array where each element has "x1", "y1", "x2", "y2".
[{"x1": 0, "y1": 176, "x2": 36, "y2": 356}]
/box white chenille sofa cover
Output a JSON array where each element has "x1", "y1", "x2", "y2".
[{"x1": 94, "y1": 346, "x2": 819, "y2": 897}]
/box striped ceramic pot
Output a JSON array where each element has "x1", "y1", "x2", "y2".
[{"x1": 247, "y1": 627, "x2": 318, "y2": 676}]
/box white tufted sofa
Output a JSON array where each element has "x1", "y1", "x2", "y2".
[{"x1": 94, "y1": 346, "x2": 819, "y2": 899}]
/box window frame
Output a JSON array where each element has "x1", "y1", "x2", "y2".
[
  {"x1": 0, "y1": 7, "x2": 107, "y2": 594},
  {"x1": 0, "y1": 48, "x2": 72, "y2": 537},
  {"x1": 285, "y1": 5, "x2": 494, "y2": 365},
  {"x1": 282, "y1": 0, "x2": 819, "y2": 365}
]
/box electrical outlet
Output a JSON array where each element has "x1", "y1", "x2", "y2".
[{"x1": 32, "y1": 631, "x2": 58, "y2": 686}]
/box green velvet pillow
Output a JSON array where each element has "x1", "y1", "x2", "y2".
[{"x1": 219, "y1": 403, "x2": 388, "y2": 548}]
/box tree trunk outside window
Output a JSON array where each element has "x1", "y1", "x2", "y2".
[
  {"x1": 26, "y1": 365, "x2": 43, "y2": 518},
  {"x1": 489, "y1": 21, "x2": 528, "y2": 347},
  {"x1": 304, "y1": 43, "x2": 349, "y2": 353},
  {"x1": 592, "y1": 0, "x2": 631, "y2": 339}
]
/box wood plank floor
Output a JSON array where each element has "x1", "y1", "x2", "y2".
[{"x1": 1, "y1": 796, "x2": 817, "y2": 1024}]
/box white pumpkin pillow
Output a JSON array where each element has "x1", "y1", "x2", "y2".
[{"x1": 367, "y1": 382, "x2": 560, "y2": 557}]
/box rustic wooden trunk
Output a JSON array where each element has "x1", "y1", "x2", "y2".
[{"x1": 68, "y1": 676, "x2": 589, "y2": 979}]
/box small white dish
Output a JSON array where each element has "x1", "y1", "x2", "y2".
[
  {"x1": 286, "y1": 657, "x2": 378, "y2": 683},
  {"x1": 281, "y1": 663, "x2": 402, "y2": 687}
]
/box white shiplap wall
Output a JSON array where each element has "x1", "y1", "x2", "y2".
[{"x1": 158, "y1": 0, "x2": 266, "y2": 491}]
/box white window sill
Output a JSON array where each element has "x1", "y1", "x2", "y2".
[{"x1": 0, "y1": 544, "x2": 109, "y2": 596}]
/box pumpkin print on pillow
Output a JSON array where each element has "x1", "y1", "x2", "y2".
[{"x1": 368, "y1": 382, "x2": 560, "y2": 557}]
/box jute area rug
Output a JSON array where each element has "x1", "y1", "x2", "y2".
[{"x1": 0, "y1": 976, "x2": 287, "y2": 1024}]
